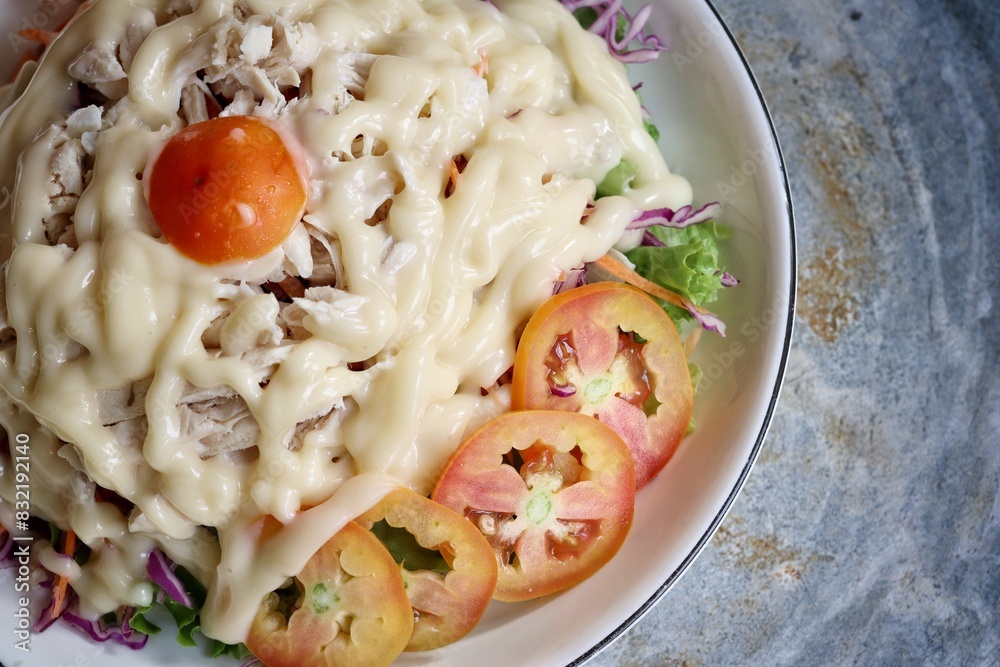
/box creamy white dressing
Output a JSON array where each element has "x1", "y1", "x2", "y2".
[{"x1": 0, "y1": 0, "x2": 691, "y2": 645}]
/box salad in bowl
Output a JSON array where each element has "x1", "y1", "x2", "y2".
[{"x1": 0, "y1": 0, "x2": 793, "y2": 665}]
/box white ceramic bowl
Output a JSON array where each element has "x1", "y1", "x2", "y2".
[{"x1": 0, "y1": 0, "x2": 794, "y2": 665}]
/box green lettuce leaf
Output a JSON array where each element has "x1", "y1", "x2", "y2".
[
  {"x1": 128, "y1": 566, "x2": 250, "y2": 660},
  {"x1": 635, "y1": 88, "x2": 661, "y2": 142},
  {"x1": 625, "y1": 221, "x2": 732, "y2": 310},
  {"x1": 596, "y1": 160, "x2": 638, "y2": 198}
]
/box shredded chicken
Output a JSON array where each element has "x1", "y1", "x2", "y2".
[
  {"x1": 284, "y1": 398, "x2": 352, "y2": 453},
  {"x1": 180, "y1": 389, "x2": 260, "y2": 460},
  {"x1": 306, "y1": 226, "x2": 345, "y2": 287},
  {"x1": 18, "y1": 1, "x2": 378, "y2": 483},
  {"x1": 203, "y1": 10, "x2": 321, "y2": 117},
  {"x1": 96, "y1": 378, "x2": 153, "y2": 454},
  {"x1": 180, "y1": 81, "x2": 216, "y2": 125},
  {"x1": 280, "y1": 285, "x2": 381, "y2": 343},
  {"x1": 67, "y1": 8, "x2": 155, "y2": 100},
  {"x1": 36, "y1": 103, "x2": 112, "y2": 251},
  {"x1": 46, "y1": 142, "x2": 85, "y2": 245}
]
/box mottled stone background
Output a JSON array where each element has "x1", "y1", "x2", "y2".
[{"x1": 591, "y1": 0, "x2": 1000, "y2": 664}]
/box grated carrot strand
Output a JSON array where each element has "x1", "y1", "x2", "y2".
[
  {"x1": 592, "y1": 254, "x2": 688, "y2": 309},
  {"x1": 49, "y1": 529, "x2": 77, "y2": 619},
  {"x1": 473, "y1": 48, "x2": 489, "y2": 77}
]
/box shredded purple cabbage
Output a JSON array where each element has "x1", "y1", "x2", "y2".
[
  {"x1": 32, "y1": 571, "x2": 60, "y2": 633},
  {"x1": 560, "y1": 0, "x2": 667, "y2": 63},
  {"x1": 641, "y1": 230, "x2": 665, "y2": 247},
  {"x1": 147, "y1": 549, "x2": 194, "y2": 608},
  {"x1": 61, "y1": 607, "x2": 149, "y2": 650},
  {"x1": 719, "y1": 271, "x2": 740, "y2": 287},
  {"x1": 550, "y1": 383, "x2": 578, "y2": 398},
  {"x1": 34, "y1": 597, "x2": 61, "y2": 633},
  {"x1": 553, "y1": 266, "x2": 588, "y2": 295},
  {"x1": 682, "y1": 298, "x2": 727, "y2": 336},
  {"x1": 629, "y1": 202, "x2": 724, "y2": 232}
]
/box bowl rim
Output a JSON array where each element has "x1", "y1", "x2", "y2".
[
  {"x1": 0, "y1": 0, "x2": 796, "y2": 664},
  {"x1": 568, "y1": 0, "x2": 797, "y2": 663}
]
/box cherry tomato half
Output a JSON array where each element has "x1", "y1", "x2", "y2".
[
  {"x1": 246, "y1": 521, "x2": 413, "y2": 667},
  {"x1": 511, "y1": 282, "x2": 693, "y2": 489},
  {"x1": 355, "y1": 488, "x2": 498, "y2": 651},
  {"x1": 146, "y1": 116, "x2": 307, "y2": 264},
  {"x1": 431, "y1": 410, "x2": 635, "y2": 602}
]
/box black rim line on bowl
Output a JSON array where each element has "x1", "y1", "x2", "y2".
[
  {"x1": 0, "y1": 2, "x2": 793, "y2": 664},
  {"x1": 569, "y1": 0, "x2": 798, "y2": 664}
]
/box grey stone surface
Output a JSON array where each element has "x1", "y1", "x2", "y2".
[{"x1": 590, "y1": 0, "x2": 1000, "y2": 665}]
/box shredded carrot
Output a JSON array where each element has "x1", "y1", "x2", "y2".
[
  {"x1": 19, "y1": 0, "x2": 91, "y2": 47},
  {"x1": 593, "y1": 254, "x2": 725, "y2": 334},
  {"x1": 446, "y1": 159, "x2": 461, "y2": 197},
  {"x1": 592, "y1": 254, "x2": 691, "y2": 309},
  {"x1": 50, "y1": 578, "x2": 69, "y2": 617},
  {"x1": 9, "y1": 1, "x2": 93, "y2": 83},
  {"x1": 49, "y1": 529, "x2": 77, "y2": 619},
  {"x1": 19, "y1": 28, "x2": 60, "y2": 47},
  {"x1": 63, "y1": 530, "x2": 77, "y2": 557},
  {"x1": 473, "y1": 48, "x2": 489, "y2": 78}
]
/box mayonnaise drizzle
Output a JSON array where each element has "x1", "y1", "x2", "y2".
[{"x1": 0, "y1": 0, "x2": 692, "y2": 644}]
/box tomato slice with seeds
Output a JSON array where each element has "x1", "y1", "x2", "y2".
[
  {"x1": 355, "y1": 488, "x2": 498, "y2": 651},
  {"x1": 431, "y1": 410, "x2": 635, "y2": 602},
  {"x1": 246, "y1": 521, "x2": 413, "y2": 667},
  {"x1": 146, "y1": 115, "x2": 307, "y2": 264},
  {"x1": 511, "y1": 282, "x2": 693, "y2": 489}
]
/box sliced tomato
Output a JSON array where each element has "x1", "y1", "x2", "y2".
[
  {"x1": 246, "y1": 521, "x2": 413, "y2": 667},
  {"x1": 431, "y1": 410, "x2": 635, "y2": 602},
  {"x1": 511, "y1": 282, "x2": 693, "y2": 489},
  {"x1": 355, "y1": 488, "x2": 498, "y2": 651},
  {"x1": 146, "y1": 115, "x2": 307, "y2": 264}
]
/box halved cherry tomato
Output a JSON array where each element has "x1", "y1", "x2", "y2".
[
  {"x1": 511, "y1": 282, "x2": 693, "y2": 489},
  {"x1": 246, "y1": 521, "x2": 413, "y2": 667},
  {"x1": 146, "y1": 115, "x2": 307, "y2": 264},
  {"x1": 431, "y1": 410, "x2": 635, "y2": 602},
  {"x1": 355, "y1": 488, "x2": 498, "y2": 651}
]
